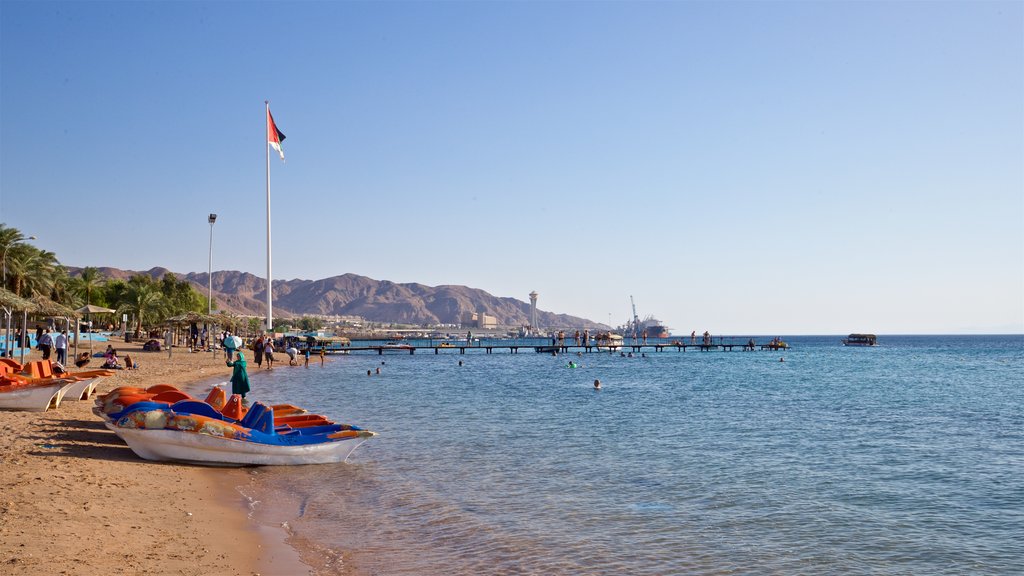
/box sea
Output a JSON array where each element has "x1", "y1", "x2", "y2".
[{"x1": 219, "y1": 335, "x2": 1023, "y2": 575}]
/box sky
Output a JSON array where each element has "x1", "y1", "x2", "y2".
[{"x1": 1, "y1": 1, "x2": 1021, "y2": 335}]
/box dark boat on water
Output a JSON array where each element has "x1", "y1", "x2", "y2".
[{"x1": 842, "y1": 334, "x2": 877, "y2": 346}]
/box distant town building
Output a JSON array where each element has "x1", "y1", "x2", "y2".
[{"x1": 460, "y1": 311, "x2": 497, "y2": 329}]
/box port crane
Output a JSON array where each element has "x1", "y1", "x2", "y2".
[{"x1": 630, "y1": 295, "x2": 640, "y2": 343}]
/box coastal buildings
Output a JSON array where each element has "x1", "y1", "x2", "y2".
[{"x1": 460, "y1": 311, "x2": 498, "y2": 329}]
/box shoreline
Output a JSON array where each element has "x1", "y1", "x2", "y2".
[{"x1": 0, "y1": 338, "x2": 311, "y2": 576}]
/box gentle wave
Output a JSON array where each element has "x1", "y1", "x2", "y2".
[{"x1": 242, "y1": 335, "x2": 1024, "y2": 575}]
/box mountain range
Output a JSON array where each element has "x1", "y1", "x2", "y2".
[{"x1": 77, "y1": 267, "x2": 604, "y2": 330}]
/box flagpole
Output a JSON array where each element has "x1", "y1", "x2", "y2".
[{"x1": 265, "y1": 100, "x2": 273, "y2": 334}]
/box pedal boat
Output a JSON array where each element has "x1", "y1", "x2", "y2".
[{"x1": 112, "y1": 400, "x2": 375, "y2": 466}]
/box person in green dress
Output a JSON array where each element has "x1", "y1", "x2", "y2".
[{"x1": 226, "y1": 350, "x2": 251, "y2": 398}]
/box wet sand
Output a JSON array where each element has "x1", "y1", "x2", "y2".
[{"x1": 0, "y1": 337, "x2": 311, "y2": 575}]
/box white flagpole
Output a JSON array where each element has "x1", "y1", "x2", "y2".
[{"x1": 265, "y1": 100, "x2": 273, "y2": 333}]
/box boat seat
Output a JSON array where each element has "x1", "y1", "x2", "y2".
[
  {"x1": 220, "y1": 394, "x2": 246, "y2": 420},
  {"x1": 203, "y1": 387, "x2": 228, "y2": 410},
  {"x1": 170, "y1": 400, "x2": 224, "y2": 420},
  {"x1": 150, "y1": 390, "x2": 191, "y2": 404},
  {"x1": 239, "y1": 402, "x2": 276, "y2": 434}
]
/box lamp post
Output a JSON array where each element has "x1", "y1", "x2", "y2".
[
  {"x1": 207, "y1": 214, "x2": 217, "y2": 316},
  {"x1": 3, "y1": 235, "x2": 36, "y2": 358}
]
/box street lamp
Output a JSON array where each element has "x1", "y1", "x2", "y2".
[
  {"x1": 208, "y1": 214, "x2": 217, "y2": 316},
  {"x1": 3, "y1": 235, "x2": 36, "y2": 358}
]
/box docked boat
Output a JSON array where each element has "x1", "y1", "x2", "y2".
[
  {"x1": 843, "y1": 334, "x2": 877, "y2": 346},
  {"x1": 594, "y1": 332, "x2": 624, "y2": 351},
  {"x1": 623, "y1": 315, "x2": 670, "y2": 340},
  {"x1": 381, "y1": 342, "x2": 414, "y2": 352},
  {"x1": 111, "y1": 400, "x2": 375, "y2": 466}
]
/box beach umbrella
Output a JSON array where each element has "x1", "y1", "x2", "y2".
[
  {"x1": 74, "y1": 304, "x2": 115, "y2": 355},
  {"x1": 76, "y1": 304, "x2": 116, "y2": 315}
]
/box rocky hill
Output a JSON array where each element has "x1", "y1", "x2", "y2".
[{"x1": 72, "y1": 267, "x2": 603, "y2": 329}]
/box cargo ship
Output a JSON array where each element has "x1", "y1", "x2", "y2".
[{"x1": 625, "y1": 315, "x2": 670, "y2": 339}]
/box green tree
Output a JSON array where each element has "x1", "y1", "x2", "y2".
[
  {"x1": 102, "y1": 279, "x2": 129, "y2": 310},
  {"x1": 0, "y1": 224, "x2": 27, "y2": 292},
  {"x1": 298, "y1": 317, "x2": 321, "y2": 332},
  {"x1": 117, "y1": 275, "x2": 168, "y2": 337},
  {"x1": 70, "y1": 266, "x2": 106, "y2": 307},
  {"x1": 5, "y1": 246, "x2": 59, "y2": 297},
  {"x1": 158, "y1": 274, "x2": 204, "y2": 316}
]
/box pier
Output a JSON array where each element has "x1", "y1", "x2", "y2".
[{"x1": 317, "y1": 340, "x2": 790, "y2": 355}]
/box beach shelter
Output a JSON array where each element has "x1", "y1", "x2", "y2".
[
  {"x1": 0, "y1": 287, "x2": 36, "y2": 359},
  {"x1": 30, "y1": 295, "x2": 80, "y2": 365},
  {"x1": 74, "y1": 304, "x2": 115, "y2": 355},
  {"x1": 164, "y1": 311, "x2": 218, "y2": 357}
]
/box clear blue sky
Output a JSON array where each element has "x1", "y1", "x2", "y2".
[{"x1": 2, "y1": 1, "x2": 1021, "y2": 334}]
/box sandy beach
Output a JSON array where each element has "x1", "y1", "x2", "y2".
[{"x1": 0, "y1": 337, "x2": 313, "y2": 576}]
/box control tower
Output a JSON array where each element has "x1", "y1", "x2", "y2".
[{"x1": 529, "y1": 291, "x2": 539, "y2": 334}]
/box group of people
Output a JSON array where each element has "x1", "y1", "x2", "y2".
[
  {"x1": 100, "y1": 345, "x2": 136, "y2": 370},
  {"x1": 35, "y1": 328, "x2": 69, "y2": 365},
  {"x1": 224, "y1": 334, "x2": 329, "y2": 400}
]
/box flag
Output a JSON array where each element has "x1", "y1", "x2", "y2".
[{"x1": 267, "y1": 107, "x2": 286, "y2": 161}]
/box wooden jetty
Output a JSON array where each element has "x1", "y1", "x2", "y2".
[{"x1": 323, "y1": 341, "x2": 790, "y2": 355}]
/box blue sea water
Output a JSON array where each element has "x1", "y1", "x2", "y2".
[{"x1": 236, "y1": 335, "x2": 1024, "y2": 575}]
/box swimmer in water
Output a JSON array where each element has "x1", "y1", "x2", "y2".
[{"x1": 594, "y1": 379, "x2": 601, "y2": 390}]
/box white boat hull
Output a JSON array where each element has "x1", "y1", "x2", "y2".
[
  {"x1": 61, "y1": 377, "x2": 100, "y2": 401},
  {"x1": 116, "y1": 428, "x2": 372, "y2": 466},
  {"x1": 0, "y1": 381, "x2": 75, "y2": 411}
]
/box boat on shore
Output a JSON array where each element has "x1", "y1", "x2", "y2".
[
  {"x1": 0, "y1": 379, "x2": 75, "y2": 411},
  {"x1": 842, "y1": 334, "x2": 878, "y2": 346},
  {"x1": 111, "y1": 400, "x2": 375, "y2": 466}
]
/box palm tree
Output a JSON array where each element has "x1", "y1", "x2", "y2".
[
  {"x1": 5, "y1": 246, "x2": 59, "y2": 297},
  {"x1": 70, "y1": 267, "x2": 105, "y2": 307},
  {"x1": 118, "y1": 281, "x2": 168, "y2": 338},
  {"x1": 0, "y1": 224, "x2": 27, "y2": 292}
]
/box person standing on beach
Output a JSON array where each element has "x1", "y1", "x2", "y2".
[
  {"x1": 263, "y1": 339, "x2": 275, "y2": 369},
  {"x1": 253, "y1": 334, "x2": 264, "y2": 368},
  {"x1": 38, "y1": 329, "x2": 53, "y2": 360},
  {"x1": 226, "y1": 350, "x2": 250, "y2": 398},
  {"x1": 54, "y1": 330, "x2": 68, "y2": 366}
]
